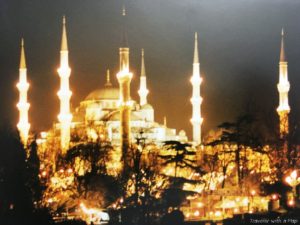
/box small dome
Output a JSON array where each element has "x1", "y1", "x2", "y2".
[
  {"x1": 179, "y1": 130, "x2": 186, "y2": 137},
  {"x1": 85, "y1": 87, "x2": 119, "y2": 101},
  {"x1": 141, "y1": 103, "x2": 153, "y2": 110}
]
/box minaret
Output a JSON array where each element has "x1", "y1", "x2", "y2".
[
  {"x1": 190, "y1": 32, "x2": 203, "y2": 144},
  {"x1": 105, "y1": 69, "x2": 112, "y2": 87},
  {"x1": 138, "y1": 49, "x2": 149, "y2": 106},
  {"x1": 57, "y1": 16, "x2": 72, "y2": 153},
  {"x1": 16, "y1": 38, "x2": 30, "y2": 146},
  {"x1": 116, "y1": 5, "x2": 133, "y2": 163},
  {"x1": 277, "y1": 29, "x2": 290, "y2": 137}
]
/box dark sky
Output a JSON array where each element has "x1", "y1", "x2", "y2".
[{"x1": 1, "y1": 0, "x2": 300, "y2": 139}]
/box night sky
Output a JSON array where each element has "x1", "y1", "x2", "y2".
[{"x1": 1, "y1": 0, "x2": 300, "y2": 139}]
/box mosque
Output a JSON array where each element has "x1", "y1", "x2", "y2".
[
  {"x1": 16, "y1": 9, "x2": 203, "y2": 154},
  {"x1": 16, "y1": 7, "x2": 289, "y2": 155}
]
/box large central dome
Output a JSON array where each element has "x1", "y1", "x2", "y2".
[{"x1": 85, "y1": 86, "x2": 119, "y2": 101}]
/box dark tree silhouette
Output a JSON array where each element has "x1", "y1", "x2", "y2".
[
  {"x1": 159, "y1": 141, "x2": 200, "y2": 178},
  {"x1": 0, "y1": 127, "x2": 52, "y2": 225}
]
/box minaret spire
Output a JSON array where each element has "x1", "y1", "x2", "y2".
[
  {"x1": 17, "y1": 38, "x2": 30, "y2": 146},
  {"x1": 138, "y1": 48, "x2": 149, "y2": 106},
  {"x1": 57, "y1": 16, "x2": 72, "y2": 153},
  {"x1": 190, "y1": 32, "x2": 203, "y2": 145},
  {"x1": 61, "y1": 16, "x2": 68, "y2": 51},
  {"x1": 105, "y1": 69, "x2": 112, "y2": 87},
  {"x1": 280, "y1": 28, "x2": 286, "y2": 62},
  {"x1": 194, "y1": 32, "x2": 199, "y2": 64},
  {"x1": 277, "y1": 28, "x2": 290, "y2": 137},
  {"x1": 20, "y1": 38, "x2": 26, "y2": 68},
  {"x1": 117, "y1": 4, "x2": 133, "y2": 169}
]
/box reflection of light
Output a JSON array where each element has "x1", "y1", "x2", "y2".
[
  {"x1": 67, "y1": 168, "x2": 73, "y2": 174},
  {"x1": 194, "y1": 210, "x2": 199, "y2": 217},
  {"x1": 47, "y1": 198, "x2": 53, "y2": 203},
  {"x1": 251, "y1": 190, "x2": 256, "y2": 196},
  {"x1": 234, "y1": 208, "x2": 239, "y2": 213},
  {"x1": 41, "y1": 171, "x2": 47, "y2": 177}
]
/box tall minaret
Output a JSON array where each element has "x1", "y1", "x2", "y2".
[
  {"x1": 277, "y1": 29, "x2": 290, "y2": 137},
  {"x1": 57, "y1": 16, "x2": 72, "y2": 153},
  {"x1": 190, "y1": 32, "x2": 203, "y2": 144},
  {"x1": 138, "y1": 49, "x2": 149, "y2": 106},
  {"x1": 16, "y1": 38, "x2": 30, "y2": 146},
  {"x1": 116, "y1": 5, "x2": 133, "y2": 163}
]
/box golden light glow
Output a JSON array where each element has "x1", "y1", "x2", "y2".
[
  {"x1": 277, "y1": 30, "x2": 290, "y2": 137},
  {"x1": 17, "y1": 39, "x2": 30, "y2": 146},
  {"x1": 190, "y1": 32, "x2": 203, "y2": 144},
  {"x1": 138, "y1": 49, "x2": 149, "y2": 106},
  {"x1": 57, "y1": 17, "x2": 72, "y2": 153}
]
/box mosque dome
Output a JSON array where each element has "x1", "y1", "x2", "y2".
[
  {"x1": 104, "y1": 110, "x2": 141, "y2": 121},
  {"x1": 85, "y1": 87, "x2": 119, "y2": 101}
]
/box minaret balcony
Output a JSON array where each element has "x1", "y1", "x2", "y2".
[
  {"x1": 190, "y1": 97, "x2": 202, "y2": 104},
  {"x1": 277, "y1": 84, "x2": 290, "y2": 93},
  {"x1": 17, "y1": 102, "x2": 30, "y2": 110},
  {"x1": 277, "y1": 105, "x2": 290, "y2": 113},
  {"x1": 190, "y1": 76, "x2": 202, "y2": 85},
  {"x1": 117, "y1": 71, "x2": 133, "y2": 81},
  {"x1": 16, "y1": 82, "x2": 29, "y2": 91},
  {"x1": 17, "y1": 122, "x2": 30, "y2": 131},
  {"x1": 190, "y1": 117, "x2": 203, "y2": 124},
  {"x1": 138, "y1": 89, "x2": 149, "y2": 96},
  {"x1": 57, "y1": 67, "x2": 71, "y2": 77},
  {"x1": 57, "y1": 90, "x2": 72, "y2": 99},
  {"x1": 58, "y1": 113, "x2": 72, "y2": 123}
]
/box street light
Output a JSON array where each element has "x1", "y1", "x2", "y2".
[{"x1": 285, "y1": 170, "x2": 300, "y2": 198}]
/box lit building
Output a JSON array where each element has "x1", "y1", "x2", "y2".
[
  {"x1": 50, "y1": 11, "x2": 187, "y2": 151},
  {"x1": 190, "y1": 32, "x2": 203, "y2": 145},
  {"x1": 16, "y1": 38, "x2": 30, "y2": 146},
  {"x1": 277, "y1": 29, "x2": 290, "y2": 137}
]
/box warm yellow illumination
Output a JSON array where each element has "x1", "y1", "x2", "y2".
[
  {"x1": 277, "y1": 29, "x2": 290, "y2": 137},
  {"x1": 138, "y1": 49, "x2": 149, "y2": 106},
  {"x1": 57, "y1": 16, "x2": 72, "y2": 153},
  {"x1": 193, "y1": 210, "x2": 200, "y2": 217},
  {"x1": 285, "y1": 170, "x2": 300, "y2": 198},
  {"x1": 190, "y1": 32, "x2": 203, "y2": 144},
  {"x1": 117, "y1": 44, "x2": 133, "y2": 162},
  {"x1": 17, "y1": 38, "x2": 30, "y2": 146}
]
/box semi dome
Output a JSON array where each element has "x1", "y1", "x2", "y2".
[{"x1": 85, "y1": 87, "x2": 119, "y2": 101}]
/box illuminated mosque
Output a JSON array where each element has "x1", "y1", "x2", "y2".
[
  {"x1": 16, "y1": 7, "x2": 289, "y2": 155},
  {"x1": 16, "y1": 9, "x2": 204, "y2": 154}
]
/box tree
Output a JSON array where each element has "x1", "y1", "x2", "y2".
[
  {"x1": 26, "y1": 139, "x2": 43, "y2": 205},
  {"x1": 0, "y1": 127, "x2": 52, "y2": 225},
  {"x1": 213, "y1": 114, "x2": 263, "y2": 185},
  {"x1": 159, "y1": 141, "x2": 200, "y2": 178}
]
